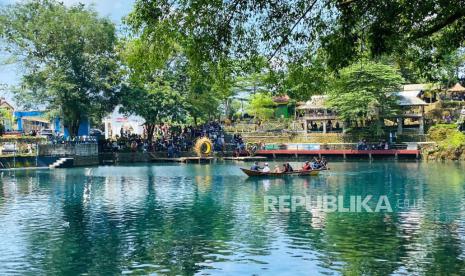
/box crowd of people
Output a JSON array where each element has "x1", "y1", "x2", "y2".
[
  {"x1": 356, "y1": 139, "x2": 390, "y2": 150},
  {"x1": 306, "y1": 120, "x2": 342, "y2": 132},
  {"x1": 250, "y1": 157, "x2": 328, "y2": 173},
  {"x1": 102, "y1": 121, "x2": 227, "y2": 156},
  {"x1": 232, "y1": 134, "x2": 249, "y2": 156}
]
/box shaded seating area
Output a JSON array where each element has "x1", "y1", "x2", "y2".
[
  {"x1": 447, "y1": 82, "x2": 465, "y2": 101},
  {"x1": 296, "y1": 95, "x2": 344, "y2": 133},
  {"x1": 391, "y1": 91, "x2": 428, "y2": 134}
]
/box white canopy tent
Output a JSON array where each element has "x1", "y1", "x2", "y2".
[{"x1": 103, "y1": 106, "x2": 145, "y2": 139}]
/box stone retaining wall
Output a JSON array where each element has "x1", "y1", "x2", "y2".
[
  {"x1": 39, "y1": 144, "x2": 98, "y2": 157},
  {"x1": 74, "y1": 156, "x2": 99, "y2": 166},
  {"x1": 0, "y1": 156, "x2": 58, "y2": 169}
]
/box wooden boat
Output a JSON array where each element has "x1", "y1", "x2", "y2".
[{"x1": 240, "y1": 168, "x2": 322, "y2": 177}]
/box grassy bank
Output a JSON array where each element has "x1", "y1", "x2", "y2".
[{"x1": 423, "y1": 124, "x2": 465, "y2": 160}]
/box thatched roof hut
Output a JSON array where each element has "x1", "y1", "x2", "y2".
[{"x1": 448, "y1": 83, "x2": 465, "y2": 93}]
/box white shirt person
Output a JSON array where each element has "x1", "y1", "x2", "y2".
[{"x1": 262, "y1": 163, "x2": 271, "y2": 173}]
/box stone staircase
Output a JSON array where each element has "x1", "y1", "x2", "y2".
[{"x1": 49, "y1": 158, "x2": 74, "y2": 169}]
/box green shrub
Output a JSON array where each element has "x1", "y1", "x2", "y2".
[
  {"x1": 428, "y1": 124, "x2": 465, "y2": 148},
  {"x1": 440, "y1": 101, "x2": 465, "y2": 109}
]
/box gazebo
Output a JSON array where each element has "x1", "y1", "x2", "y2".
[
  {"x1": 448, "y1": 83, "x2": 465, "y2": 93},
  {"x1": 447, "y1": 83, "x2": 465, "y2": 101},
  {"x1": 296, "y1": 95, "x2": 342, "y2": 133},
  {"x1": 394, "y1": 91, "x2": 428, "y2": 134}
]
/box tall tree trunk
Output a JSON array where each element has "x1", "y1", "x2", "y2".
[
  {"x1": 64, "y1": 117, "x2": 81, "y2": 138},
  {"x1": 63, "y1": 107, "x2": 81, "y2": 138},
  {"x1": 146, "y1": 123, "x2": 156, "y2": 142},
  {"x1": 69, "y1": 118, "x2": 81, "y2": 138}
]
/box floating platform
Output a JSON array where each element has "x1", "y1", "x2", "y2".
[
  {"x1": 255, "y1": 149, "x2": 421, "y2": 159},
  {"x1": 222, "y1": 156, "x2": 268, "y2": 161},
  {"x1": 151, "y1": 156, "x2": 268, "y2": 163},
  {"x1": 151, "y1": 157, "x2": 215, "y2": 163}
]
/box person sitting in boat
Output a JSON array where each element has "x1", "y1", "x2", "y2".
[
  {"x1": 311, "y1": 157, "x2": 322, "y2": 169},
  {"x1": 262, "y1": 163, "x2": 271, "y2": 173},
  {"x1": 317, "y1": 157, "x2": 324, "y2": 169},
  {"x1": 273, "y1": 165, "x2": 281, "y2": 173},
  {"x1": 302, "y1": 161, "x2": 312, "y2": 171},
  {"x1": 250, "y1": 161, "x2": 262, "y2": 171},
  {"x1": 283, "y1": 163, "x2": 294, "y2": 172},
  {"x1": 321, "y1": 157, "x2": 328, "y2": 169}
]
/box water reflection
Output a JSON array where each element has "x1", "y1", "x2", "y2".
[{"x1": 0, "y1": 162, "x2": 465, "y2": 275}]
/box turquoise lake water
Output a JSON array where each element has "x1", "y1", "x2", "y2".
[{"x1": 1, "y1": 161, "x2": 465, "y2": 275}]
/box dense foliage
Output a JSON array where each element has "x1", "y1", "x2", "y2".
[
  {"x1": 428, "y1": 124, "x2": 465, "y2": 149},
  {"x1": 327, "y1": 62, "x2": 404, "y2": 134},
  {"x1": 0, "y1": 0, "x2": 122, "y2": 136},
  {"x1": 327, "y1": 1, "x2": 465, "y2": 71},
  {"x1": 128, "y1": 0, "x2": 465, "y2": 75},
  {"x1": 118, "y1": 52, "x2": 189, "y2": 140},
  {"x1": 246, "y1": 93, "x2": 275, "y2": 121},
  {"x1": 0, "y1": 108, "x2": 12, "y2": 135},
  {"x1": 1, "y1": 0, "x2": 464, "y2": 136}
]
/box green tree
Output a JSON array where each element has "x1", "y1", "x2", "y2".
[
  {"x1": 119, "y1": 41, "x2": 189, "y2": 140},
  {"x1": 246, "y1": 93, "x2": 275, "y2": 122},
  {"x1": 0, "y1": 0, "x2": 121, "y2": 136},
  {"x1": 127, "y1": 0, "x2": 331, "y2": 64},
  {"x1": 232, "y1": 56, "x2": 271, "y2": 95},
  {"x1": 120, "y1": 34, "x2": 235, "y2": 124},
  {"x1": 284, "y1": 52, "x2": 330, "y2": 101},
  {"x1": 0, "y1": 108, "x2": 12, "y2": 136},
  {"x1": 188, "y1": 59, "x2": 236, "y2": 123},
  {"x1": 327, "y1": 61, "x2": 404, "y2": 134},
  {"x1": 120, "y1": 82, "x2": 187, "y2": 142},
  {"x1": 128, "y1": 0, "x2": 465, "y2": 80},
  {"x1": 323, "y1": 1, "x2": 465, "y2": 72}
]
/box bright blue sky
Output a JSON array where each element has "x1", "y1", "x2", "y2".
[{"x1": 0, "y1": 0, "x2": 135, "y2": 107}]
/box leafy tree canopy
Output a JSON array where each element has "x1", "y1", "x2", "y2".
[
  {"x1": 128, "y1": 0, "x2": 465, "y2": 73},
  {"x1": 0, "y1": 108, "x2": 12, "y2": 136},
  {"x1": 327, "y1": 61, "x2": 404, "y2": 133},
  {"x1": 283, "y1": 51, "x2": 330, "y2": 101},
  {"x1": 0, "y1": 0, "x2": 121, "y2": 136},
  {"x1": 119, "y1": 39, "x2": 189, "y2": 139},
  {"x1": 121, "y1": 13, "x2": 238, "y2": 123},
  {"x1": 327, "y1": 0, "x2": 465, "y2": 69},
  {"x1": 246, "y1": 93, "x2": 275, "y2": 121},
  {"x1": 119, "y1": 79, "x2": 187, "y2": 141}
]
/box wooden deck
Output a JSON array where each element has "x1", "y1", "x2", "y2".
[
  {"x1": 255, "y1": 149, "x2": 421, "y2": 158},
  {"x1": 151, "y1": 157, "x2": 215, "y2": 163},
  {"x1": 222, "y1": 156, "x2": 268, "y2": 161}
]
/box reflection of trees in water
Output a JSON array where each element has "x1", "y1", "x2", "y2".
[
  {"x1": 265, "y1": 162, "x2": 465, "y2": 275},
  {"x1": 322, "y1": 213, "x2": 403, "y2": 275},
  {"x1": 13, "y1": 172, "x2": 274, "y2": 275},
  {"x1": 423, "y1": 223, "x2": 465, "y2": 274},
  {"x1": 262, "y1": 173, "x2": 403, "y2": 275},
  {"x1": 3, "y1": 162, "x2": 465, "y2": 275}
]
